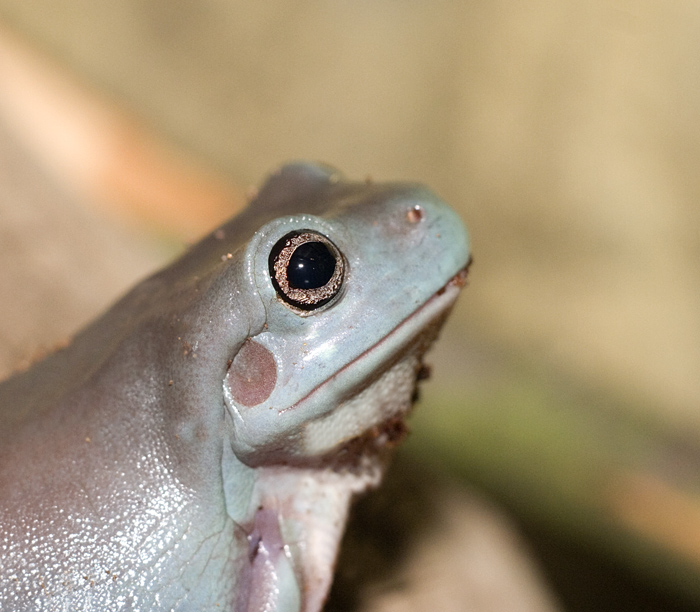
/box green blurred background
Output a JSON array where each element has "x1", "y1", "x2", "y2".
[{"x1": 0, "y1": 2, "x2": 698, "y2": 610}]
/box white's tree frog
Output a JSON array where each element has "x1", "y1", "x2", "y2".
[{"x1": 0, "y1": 162, "x2": 470, "y2": 611}]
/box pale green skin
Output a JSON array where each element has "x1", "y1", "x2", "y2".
[{"x1": 0, "y1": 163, "x2": 469, "y2": 611}]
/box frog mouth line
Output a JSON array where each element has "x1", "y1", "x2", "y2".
[
  {"x1": 337, "y1": 263, "x2": 469, "y2": 395},
  {"x1": 290, "y1": 263, "x2": 469, "y2": 412},
  {"x1": 294, "y1": 263, "x2": 470, "y2": 462}
]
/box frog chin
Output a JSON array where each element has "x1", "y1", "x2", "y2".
[{"x1": 296, "y1": 266, "x2": 468, "y2": 463}]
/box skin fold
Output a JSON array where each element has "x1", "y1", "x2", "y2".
[{"x1": 0, "y1": 162, "x2": 470, "y2": 611}]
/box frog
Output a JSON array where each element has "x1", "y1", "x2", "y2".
[{"x1": 0, "y1": 162, "x2": 470, "y2": 611}]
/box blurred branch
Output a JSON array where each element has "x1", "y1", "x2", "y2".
[{"x1": 0, "y1": 24, "x2": 242, "y2": 241}]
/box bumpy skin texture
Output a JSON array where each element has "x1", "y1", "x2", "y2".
[{"x1": 0, "y1": 163, "x2": 469, "y2": 611}]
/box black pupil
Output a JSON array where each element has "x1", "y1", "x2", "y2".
[{"x1": 287, "y1": 241, "x2": 336, "y2": 289}]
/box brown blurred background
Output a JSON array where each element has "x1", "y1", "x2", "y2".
[{"x1": 0, "y1": 2, "x2": 698, "y2": 611}]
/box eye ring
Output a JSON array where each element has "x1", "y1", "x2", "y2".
[{"x1": 269, "y1": 231, "x2": 345, "y2": 312}]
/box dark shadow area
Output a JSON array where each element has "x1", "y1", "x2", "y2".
[
  {"x1": 326, "y1": 453, "x2": 698, "y2": 612},
  {"x1": 521, "y1": 522, "x2": 699, "y2": 612}
]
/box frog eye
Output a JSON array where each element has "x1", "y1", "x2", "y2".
[{"x1": 269, "y1": 231, "x2": 345, "y2": 311}]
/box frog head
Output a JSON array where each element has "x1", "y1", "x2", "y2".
[{"x1": 220, "y1": 162, "x2": 469, "y2": 466}]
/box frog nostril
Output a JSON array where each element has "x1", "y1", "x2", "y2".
[
  {"x1": 226, "y1": 340, "x2": 277, "y2": 407},
  {"x1": 406, "y1": 205, "x2": 424, "y2": 223}
]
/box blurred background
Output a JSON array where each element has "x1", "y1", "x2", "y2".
[{"x1": 0, "y1": 2, "x2": 698, "y2": 610}]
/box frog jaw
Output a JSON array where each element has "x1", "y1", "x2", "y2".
[
  {"x1": 298, "y1": 267, "x2": 467, "y2": 460},
  {"x1": 224, "y1": 265, "x2": 467, "y2": 465}
]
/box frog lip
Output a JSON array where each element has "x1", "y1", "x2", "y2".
[
  {"x1": 290, "y1": 262, "x2": 469, "y2": 406},
  {"x1": 284, "y1": 263, "x2": 470, "y2": 460}
]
